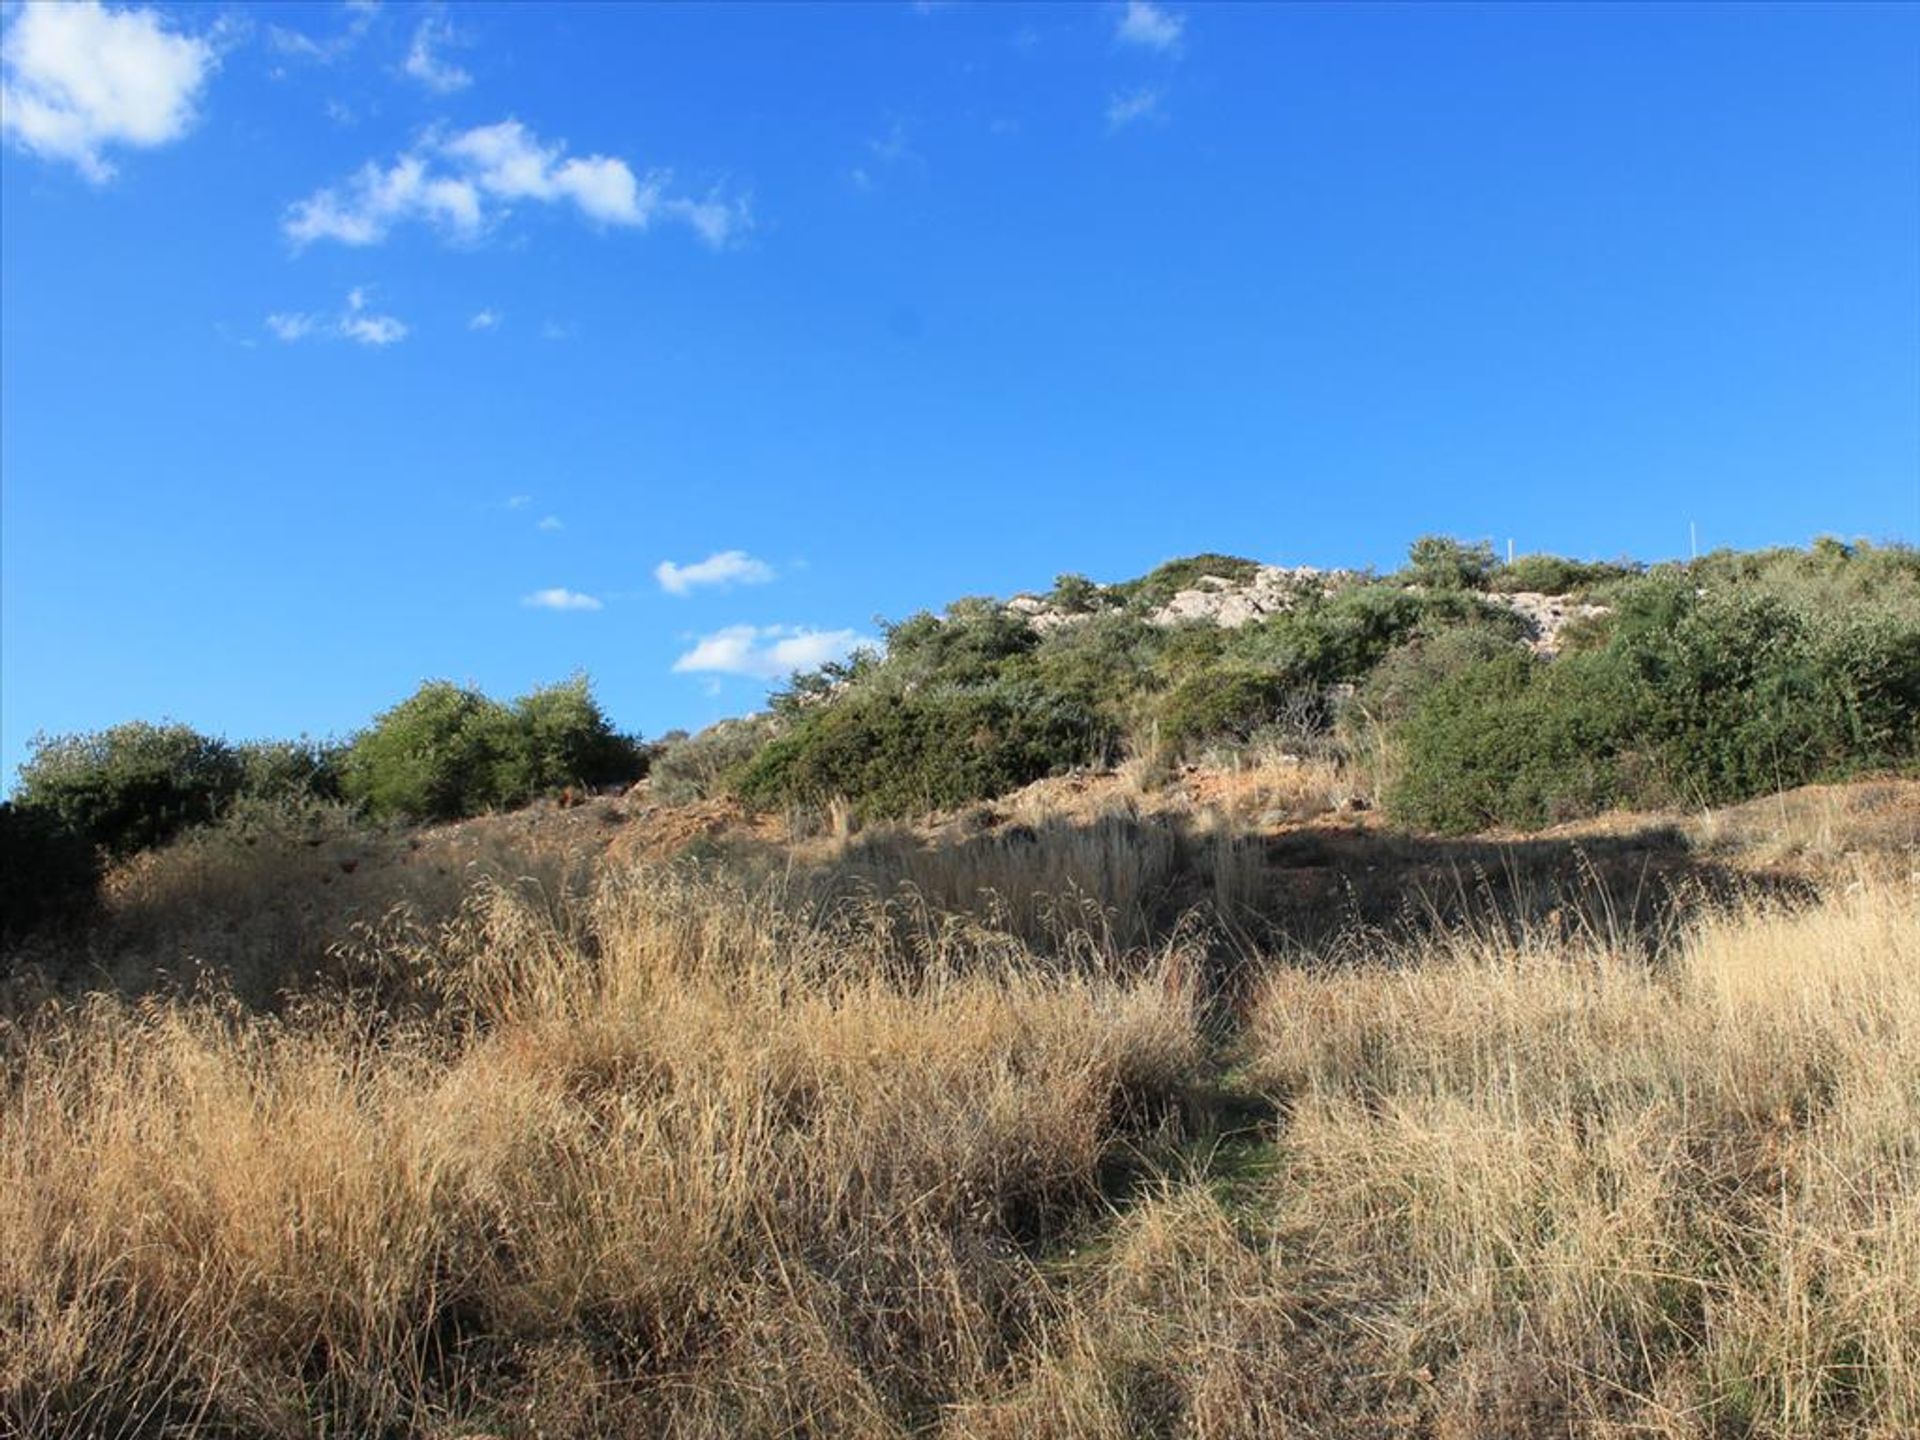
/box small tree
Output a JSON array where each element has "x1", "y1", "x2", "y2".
[
  {"x1": 340, "y1": 682, "x2": 517, "y2": 821},
  {"x1": 1404, "y1": 535, "x2": 1496, "y2": 591}
]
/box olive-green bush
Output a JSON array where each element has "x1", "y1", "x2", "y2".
[
  {"x1": 341, "y1": 677, "x2": 644, "y2": 822},
  {"x1": 13, "y1": 722, "x2": 244, "y2": 858},
  {"x1": 736, "y1": 683, "x2": 1111, "y2": 818},
  {"x1": 1489, "y1": 553, "x2": 1636, "y2": 595},
  {"x1": 1386, "y1": 578, "x2": 1920, "y2": 832}
]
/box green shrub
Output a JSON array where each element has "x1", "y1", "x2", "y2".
[
  {"x1": 1047, "y1": 573, "x2": 1109, "y2": 615},
  {"x1": 1402, "y1": 535, "x2": 1496, "y2": 591},
  {"x1": 1386, "y1": 578, "x2": 1920, "y2": 831},
  {"x1": 736, "y1": 682, "x2": 1111, "y2": 818},
  {"x1": 503, "y1": 677, "x2": 649, "y2": 796},
  {"x1": 1006, "y1": 612, "x2": 1158, "y2": 718},
  {"x1": 1355, "y1": 622, "x2": 1533, "y2": 728},
  {"x1": 14, "y1": 721, "x2": 243, "y2": 858},
  {"x1": 1156, "y1": 667, "x2": 1312, "y2": 752},
  {"x1": 1489, "y1": 553, "x2": 1635, "y2": 595},
  {"x1": 341, "y1": 677, "x2": 644, "y2": 823},
  {"x1": 881, "y1": 599, "x2": 1039, "y2": 689},
  {"x1": 235, "y1": 738, "x2": 346, "y2": 805},
  {"x1": 0, "y1": 801, "x2": 101, "y2": 941},
  {"x1": 1385, "y1": 652, "x2": 1642, "y2": 832},
  {"x1": 1613, "y1": 588, "x2": 1920, "y2": 803}
]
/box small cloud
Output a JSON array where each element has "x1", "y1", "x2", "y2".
[
  {"x1": 264, "y1": 287, "x2": 408, "y2": 346},
  {"x1": 850, "y1": 121, "x2": 921, "y2": 190},
  {"x1": 537, "y1": 515, "x2": 563, "y2": 532},
  {"x1": 505, "y1": 494, "x2": 532, "y2": 509},
  {"x1": 1, "y1": 0, "x2": 220, "y2": 182},
  {"x1": 671, "y1": 624, "x2": 865, "y2": 680},
  {"x1": 340, "y1": 311, "x2": 406, "y2": 346},
  {"x1": 268, "y1": 1, "x2": 375, "y2": 67},
  {"x1": 540, "y1": 319, "x2": 573, "y2": 342},
  {"x1": 468, "y1": 308, "x2": 502, "y2": 330},
  {"x1": 869, "y1": 121, "x2": 914, "y2": 165},
  {"x1": 1116, "y1": 0, "x2": 1183, "y2": 53},
  {"x1": 1106, "y1": 86, "x2": 1165, "y2": 131},
  {"x1": 265, "y1": 311, "x2": 318, "y2": 342},
  {"x1": 285, "y1": 118, "x2": 748, "y2": 250},
  {"x1": 403, "y1": 14, "x2": 471, "y2": 94},
  {"x1": 522, "y1": 587, "x2": 602, "y2": 612},
  {"x1": 655, "y1": 550, "x2": 776, "y2": 596}
]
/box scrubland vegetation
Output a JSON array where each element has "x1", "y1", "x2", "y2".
[{"x1": 4, "y1": 536, "x2": 1917, "y2": 1437}]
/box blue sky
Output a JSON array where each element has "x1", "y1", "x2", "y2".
[{"x1": 3, "y1": 0, "x2": 1917, "y2": 780}]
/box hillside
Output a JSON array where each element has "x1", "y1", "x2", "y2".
[{"x1": 4, "y1": 537, "x2": 1919, "y2": 1440}]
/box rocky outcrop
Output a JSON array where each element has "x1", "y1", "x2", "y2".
[
  {"x1": 1004, "y1": 566, "x2": 1609, "y2": 657},
  {"x1": 1487, "y1": 591, "x2": 1610, "y2": 656}
]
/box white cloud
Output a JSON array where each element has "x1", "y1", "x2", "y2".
[
  {"x1": 1106, "y1": 86, "x2": 1165, "y2": 131},
  {"x1": 264, "y1": 287, "x2": 408, "y2": 346},
  {"x1": 265, "y1": 311, "x2": 318, "y2": 342},
  {"x1": 0, "y1": 1, "x2": 218, "y2": 182},
  {"x1": 537, "y1": 515, "x2": 563, "y2": 532},
  {"x1": 340, "y1": 311, "x2": 407, "y2": 345},
  {"x1": 522, "y1": 587, "x2": 602, "y2": 612},
  {"x1": 284, "y1": 152, "x2": 482, "y2": 246},
  {"x1": 655, "y1": 550, "x2": 776, "y2": 596},
  {"x1": 404, "y1": 15, "x2": 471, "y2": 94},
  {"x1": 285, "y1": 118, "x2": 749, "y2": 249},
  {"x1": 1116, "y1": 0, "x2": 1183, "y2": 53},
  {"x1": 671, "y1": 625, "x2": 865, "y2": 681},
  {"x1": 505, "y1": 494, "x2": 532, "y2": 508},
  {"x1": 468, "y1": 308, "x2": 501, "y2": 330}
]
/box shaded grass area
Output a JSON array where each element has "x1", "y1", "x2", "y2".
[{"x1": 3, "y1": 785, "x2": 1916, "y2": 1437}]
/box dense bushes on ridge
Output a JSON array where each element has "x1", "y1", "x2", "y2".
[
  {"x1": 4, "y1": 677, "x2": 646, "y2": 929},
  {"x1": 8, "y1": 538, "x2": 1915, "y2": 913}
]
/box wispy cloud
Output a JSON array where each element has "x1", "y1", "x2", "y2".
[
  {"x1": 265, "y1": 287, "x2": 409, "y2": 346},
  {"x1": 284, "y1": 119, "x2": 750, "y2": 249},
  {"x1": 522, "y1": 587, "x2": 602, "y2": 612},
  {"x1": 1106, "y1": 86, "x2": 1165, "y2": 131},
  {"x1": 265, "y1": 312, "x2": 317, "y2": 342},
  {"x1": 851, "y1": 120, "x2": 921, "y2": 190},
  {"x1": 468, "y1": 308, "x2": 502, "y2": 331},
  {"x1": 671, "y1": 625, "x2": 865, "y2": 680},
  {"x1": 268, "y1": 2, "x2": 376, "y2": 66},
  {"x1": 0, "y1": 0, "x2": 218, "y2": 182},
  {"x1": 1115, "y1": 0, "x2": 1183, "y2": 54},
  {"x1": 537, "y1": 515, "x2": 564, "y2": 532},
  {"x1": 404, "y1": 14, "x2": 471, "y2": 94},
  {"x1": 655, "y1": 550, "x2": 776, "y2": 596}
]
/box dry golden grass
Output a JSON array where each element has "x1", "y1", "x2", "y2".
[
  {"x1": 2, "y1": 862, "x2": 1199, "y2": 1438},
  {"x1": 3, "y1": 796, "x2": 1915, "y2": 1438}
]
